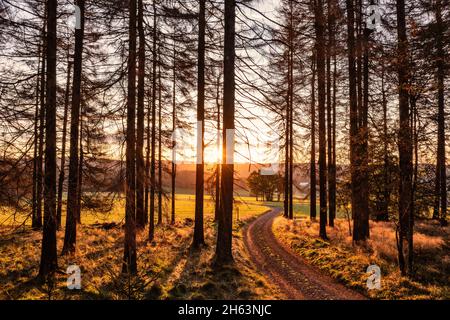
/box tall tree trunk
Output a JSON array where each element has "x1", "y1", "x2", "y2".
[
  {"x1": 284, "y1": 82, "x2": 290, "y2": 219},
  {"x1": 310, "y1": 54, "x2": 317, "y2": 220},
  {"x1": 34, "y1": 22, "x2": 47, "y2": 230},
  {"x1": 214, "y1": 74, "x2": 221, "y2": 221},
  {"x1": 122, "y1": 0, "x2": 137, "y2": 274},
  {"x1": 314, "y1": 0, "x2": 328, "y2": 240},
  {"x1": 331, "y1": 46, "x2": 337, "y2": 225},
  {"x1": 171, "y1": 42, "x2": 176, "y2": 225},
  {"x1": 157, "y1": 60, "x2": 163, "y2": 225},
  {"x1": 327, "y1": 0, "x2": 336, "y2": 227},
  {"x1": 193, "y1": 0, "x2": 206, "y2": 248},
  {"x1": 77, "y1": 112, "x2": 83, "y2": 224},
  {"x1": 57, "y1": 58, "x2": 72, "y2": 230},
  {"x1": 380, "y1": 60, "x2": 390, "y2": 221},
  {"x1": 346, "y1": 0, "x2": 367, "y2": 242},
  {"x1": 145, "y1": 72, "x2": 152, "y2": 226},
  {"x1": 360, "y1": 24, "x2": 370, "y2": 238},
  {"x1": 62, "y1": 0, "x2": 85, "y2": 255},
  {"x1": 149, "y1": 0, "x2": 157, "y2": 241},
  {"x1": 288, "y1": 0, "x2": 294, "y2": 220},
  {"x1": 38, "y1": 0, "x2": 58, "y2": 281},
  {"x1": 32, "y1": 42, "x2": 42, "y2": 230},
  {"x1": 396, "y1": 0, "x2": 413, "y2": 276},
  {"x1": 136, "y1": 0, "x2": 146, "y2": 229},
  {"x1": 215, "y1": 0, "x2": 235, "y2": 265},
  {"x1": 435, "y1": 0, "x2": 447, "y2": 226}
]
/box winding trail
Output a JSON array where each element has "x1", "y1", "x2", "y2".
[{"x1": 243, "y1": 208, "x2": 365, "y2": 300}]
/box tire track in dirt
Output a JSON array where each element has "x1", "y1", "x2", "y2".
[{"x1": 243, "y1": 208, "x2": 366, "y2": 300}]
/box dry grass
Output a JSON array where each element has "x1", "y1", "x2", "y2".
[
  {"x1": 273, "y1": 217, "x2": 449, "y2": 300},
  {"x1": 0, "y1": 203, "x2": 281, "y2": 300}
]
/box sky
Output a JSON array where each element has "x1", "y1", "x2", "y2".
[{"x1": 170, "y1": 0, "x2": 282, "y2": 165}]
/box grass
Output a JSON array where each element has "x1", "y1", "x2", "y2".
[
  {"x1": 0, "y1": 195, "x2": 280, "y2": 300},
  {"x1": 0, "y1": 194, "x2": 269, "y2": 229},
  {"x1": 261, "y1": 199, "x2": 347, "y2": 219},
  {"x1": 273, "y1": 217, "x2": 450, "y2": 300}
]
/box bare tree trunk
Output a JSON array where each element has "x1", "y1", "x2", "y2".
[
  {"x1": 145, "y1": 74, "x2": 152, "y2": 226},
  {"x1": 62, "y1": 0, "x2": 84, "y2": 255},
  {"x1": 149, "y1": 0, "x2": 157, "y2": 241},
  {"x1": 136, "y1": 0, "x2": 146, "y2": 229},
  {"x1": 380, "y1": 60, "x2": 390, "y2": 221},
  {"x1": 284, "y1": 86, "x2": 290, "y2": 219},
  {"x1": 346, "y1": 0, "x2": 367, "y2": 242},
  {"x1": 326, "y1": 0, "x2": 335, "y2": 227},
  {"x1": 411, "y1": 96, "x2": 418, "y2": 213},
  {"x1": 314, "y1": 0, "x2": 328, "y2": 240},
  {"x1": 57, "y1": 58, "x2": 72, "y2": 230},
  {"x1": 288, "y1": 0, "x2": 294, "y2": 220},
  {"x1": 193, "y1": 0, "x2": 206, "y2": 248},
  {"x1": 396, "y1": 0, "x2": 412, "y2": 276},
  {"x1": 171, "y1": 42, "x2": 176, "y2": 225},
  {"x1": 310, "y1": 53, "x2": 317, "y2": 221},
  {"x1": 157, "y1": 60, "x2": 163, "y2": 225},
  {"x1": 331, "y1": 47, "x2": 337, "y2": 225},
  {"x1": 435, "y1": 0, "x2": 447, "y2": 226},
  {"x1": 77, "y1": 115, "x2": 83, "y2": 225},
  {"x1": 360, "y1": 24, "x2": 370, "y2": 238},
  {"x1": 38, "y1": 0, "x2": 58, "y2": 281},
  {"x1": 32, "y1": 42, "x2": 42, "y2": 230},
  {"x1": 123, "y1": 0, "x2": 137, "y2": 274},
  {"x1": 214, "y1": 74, "x2": 221, "y2": 222},
  {"x1": 34, "y1": 22, "x2": 47, "y2": 230},
  {"x1": 215, "y1": 0, "x2": 235, "y2": 265}
]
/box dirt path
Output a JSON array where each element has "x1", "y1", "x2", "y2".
[{"x1": 243, "y1": 208, "x2": 366, "y2": 300}]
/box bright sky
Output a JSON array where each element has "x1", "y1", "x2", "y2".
[{"x1": 176, "y1": 0, "x2": 282, "y2": 165}]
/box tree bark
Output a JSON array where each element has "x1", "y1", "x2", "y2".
[
  {"x1": 136, "y1": 0, "x2": 146, "y2": 229},
  {"x1": 215, "y1": 0, "x2": 235, "y2": 265},
  {"x1": 157, "y1": 59, "x2": 163, "y2": 225},
  {"x1": 380, "y1": 60, "x2": 390, "y2": 221},
  {"x1": 326, "y1": 0, "x2": 336, "y2": 227},
  {"x1": 57, "y1": 58, "x2": 72, "y2": 230},
  {"x1": 310, "y1": 53, "x2": 317, "y2": 220},
  {"x1": 32, "y1": 41, "x2": 43, "y2": 230},
  {"x1": 34, "y1": 21, "x2": 47, "y2": 230},
  {"x1": 122, "y1": 0, "x2": 137, "y2": 274},
  {"x1": 38, "y1": 0, "x2": 58, "y2": 281},
  {"x1": 149, "y1": 0, "x2": 157, "y2": 241},
  {"x1": 434, "y1": 0, "x2": 447, "y2": 226},
  {"x1": 314, "y1": 0, "x2": 328, "y2": 240},
  {"x1": 193, "y1": 0, "x2": 206, "y2": 248},
  {"x1": 288, "y1": 0, "x2": 294, "y2": 220},
  {"x1": 62, "y1": 0, "x2": 84, "y2": 255},
  {"x1": 396, "y1": 0, "x2": 413, "y2": 276},
  {"x1": 360, "y1": 23, "x2": 370, "y2": 238},
  {"x1": 214, "y1": 74, "x2": 221, "y2": 222},
  {"x1": 171, "y1": 42, "x2": 176, "y2": 225},
  {"x1": 77, "y1": 115, "x2": 83, "y2": 224}
]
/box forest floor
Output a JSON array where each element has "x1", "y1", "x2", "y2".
[
  {"x1": 1, "y1": 196, "x2": 448, "y2": 300},
  {"x1": 0, "y1": 198, "x2": 283, "y2": 300},
  {"x1": 272, "y1": 213, "x2": 450, "y2": 300}
]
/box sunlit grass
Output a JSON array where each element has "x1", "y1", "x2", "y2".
[
  {"x1": 0, "y1": 194, "x2": 271, "y2": 227},
  {"x1": 273, "y1": 217, "x2": 450, "y2": 300},
  {"x1": 262, "y1": 198, "x2": 347, "y2": 219}
]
